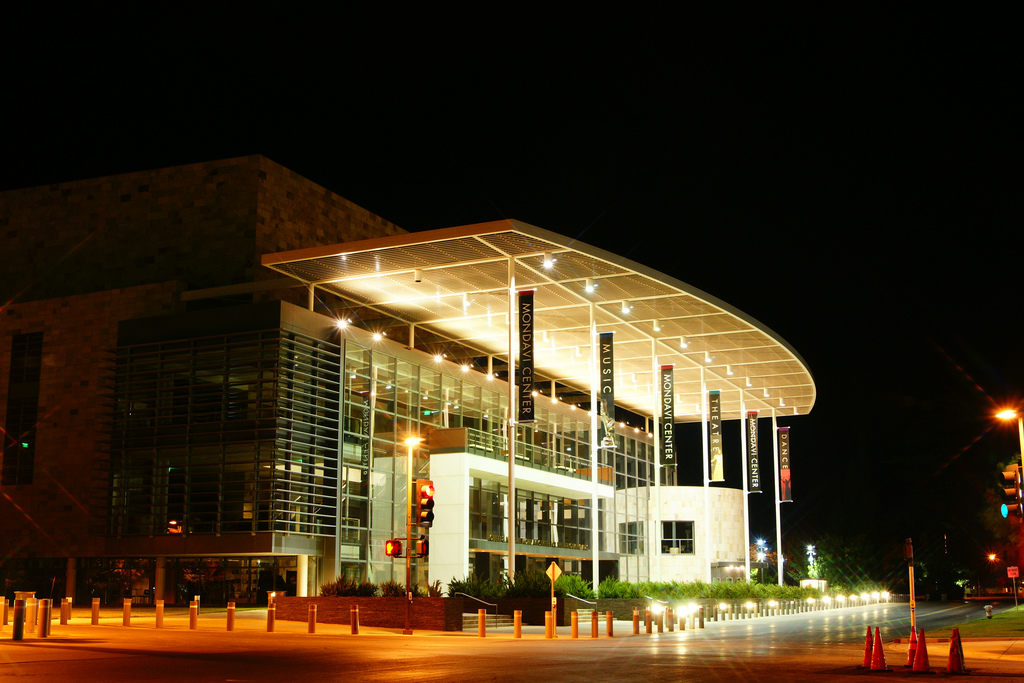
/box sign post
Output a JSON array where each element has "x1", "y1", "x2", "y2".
[
  {"x1": 905, "y1": 538, "x2": 916, "y2": 634},
  {"x1": 1009, "y1": 566, "x2": 1019, "y2": 609},
  {"x1": 546, "y1": 562, "x2": 562, "y2": 638}
]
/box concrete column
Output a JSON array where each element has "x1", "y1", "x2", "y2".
[
  {"x1": 154, "y1": 557, "x2": 166, "y2": 603},
  {"x1": 296, "y1": 555, "x2": 308, "y2": 597}
]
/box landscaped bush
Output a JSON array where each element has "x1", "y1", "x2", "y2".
[
  {"x1": 448, "y1": 573, "x2": 505, "y2": 600},
  {"x1": 319, "y1": 575, "x2": 379, "y2": 597},
  {"x1": 556, "y1": 574, "x2": 596, "y2": 600},
  {"x1": 503, "y1": 569, "x2": 553, "y2": 599},
  {"x1": 597, "y1": 578, "x2": 642, "y2": 599}
]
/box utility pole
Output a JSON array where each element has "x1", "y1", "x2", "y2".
[{"x1": 905, "y1": 538, "x2": 916, "y2": 634}]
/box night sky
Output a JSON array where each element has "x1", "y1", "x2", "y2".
[{"x1": 3, "y1": 10, "x2": 1020, "y2": 572}]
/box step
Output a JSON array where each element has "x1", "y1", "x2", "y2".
[{"x1": 461, "y1": 613, "x2": 514, "y2": 629}]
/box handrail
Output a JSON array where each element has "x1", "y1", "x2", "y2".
[
  {"x1": 454, "y1": 592, "x2": 497, "y2": 615},
  {"x1": 644, "y1": 595, "x2": 668, "y2": 604},
  {"x1": 565, "y1": 593, "x2": 596, "y2": 605}
]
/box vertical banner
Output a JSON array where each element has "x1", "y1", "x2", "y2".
[
  {"x1": 708, "y1": 390, "x2": 724, "y2": 481},
  {"x1": 599, "y1": 332, "x2": 615, "y2": 448},
  {"x1": 660, "y1": 365, "x2": 675, "y2": 465},
  {"x1": 778, "y1": 426, "x2": 792, "y2": 502},
  {"x1": 360, "y1": 393, "x2": 372, "y2": 466},
  {"x1": 746, "y1": 411, "x2": 761, "y2": 493},
  {"x1": 517, "y1": 290, "x2": 535, "y2": 423}
]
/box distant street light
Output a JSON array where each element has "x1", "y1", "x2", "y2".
[{"x1": 997, "y1": 409, "x2": 1024, "y2": 457}]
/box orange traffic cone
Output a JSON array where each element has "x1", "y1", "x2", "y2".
[
  {"x1": 870, "y1": 627, "x2": 889, "y2": 671},
  {"x1": 912, "y1": 628, "x2": 931, "y2": 672},
  {"x1": 905, "y1": 626, "x2": 918, "y2": 667},
  {"x1": 861, "y1": 626, "x2": 874, "y2": 668},
  {"x1": 946, "y1": 627, "x2": 966, "y2": 674}
]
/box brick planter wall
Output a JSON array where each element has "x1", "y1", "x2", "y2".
[{"x1": 275, "y1": 596, "x2": 464, "y2": 631}]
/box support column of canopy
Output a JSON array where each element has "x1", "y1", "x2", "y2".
[
  {"x1": 589, "y1": 303, "x2": 600, "y2": 585},
  {"x1": 507, "y1": 258, "x2": 517, "y2": 581},
  {"x1": 740, "y1": 392, "x2": 751, "y2": 582},
  {"x1": 772, "y1": 408, "x2": 783, "y2": 586},
  {"x1": 652, "y1": 339, "x2": 662, "y2": 581},
  {"x1": 701, "y1": 367, "x2": 712, "y2": 583}
]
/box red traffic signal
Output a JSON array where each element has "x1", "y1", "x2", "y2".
[
  {"x1": 385, "y1": 538, "x2": 403, "y2": 557},
  {"x1": 416, "y1": 479, "x2": 435, "y2": 528}
]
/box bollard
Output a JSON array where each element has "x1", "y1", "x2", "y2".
[
  {"x1": 267, "y1": 603, "x2": 275, "y2": 632},
  {"x1": 3, "y1": 598, "x2": 7, "y2": 626},
  {"x1": 308, "y1": 604, "x2": 317, "y2": 634},
  {"x1": 545, "y1": 611, "x2": 552, "y2": 639},
  {"x1": 514, "y1": 610, "x2": 522, "y2": 639},
  {"x1": 12, "y1": 600, "x2": 25, "y2": 641},
  {"x1": 91, "y1": 597, "x2": 100, "y2": 625},
  {"x1": 699, "y1": 606, "x2": 705, "y2": 629},
  {"x1": 606, "y1": 611, "x2": 614, "y2": 637},
  {"x1": 194, "y1": 595, "x2": 201, "y2": 616},
  {"x1": 189, "y1": 600, "x2": 198, "y2": 630},
  {"x1": 667, "y1": 607, "x2": 673, "y2": 632},
  {"x1": 37, "y1": 599, "x2": 51, "y2": 638},
  {"x1": 26, "y1": 599, "x2": 37, "y2": 629},
  {"x1": 571, "y1": 611, "x2": 578, "y2": 639},
  {"x1": 226, "y1": 602, "x2": 235, "y2": 632},
  {"x1": 632, "y1": 607, "x2": 640, "y2": 635},
  {"x1": 156, "y1": 600, "x2": 164, "y2": 629},
  {"x1": 591, "y1": 610, "x2": 598, "y2": 639},
  {"x1": 123, "y1": 598, "x2": 132, "y2": 627},
  {"x1": 657, "y1": 609, "x2": 663, "y2": 633},
  {"x1": 645, "y1": 607, "x2": 652, "y2": 634},
  {"x1": 60, "y1": 597, "x2": 69, "y2": 625},
  {"x1": 478, "y1": 609, "x2": 486, "y2": 638},
  {"x1": 350, "y1": 604, "x2": 359, "y2": 635},
  {"x1": 680, "y1": 611, "x2": 686, "y2": 630}
]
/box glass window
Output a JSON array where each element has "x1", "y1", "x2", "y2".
[{"x1": 662, "y1": 521, "x2": 695, "y2": 554}]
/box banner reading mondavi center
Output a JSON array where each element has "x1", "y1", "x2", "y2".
[
  {"x1": 708, "y1": 390, "x2": 724, "y2": 481},
  {"x1": 746, "y1": 410, "x2": 761, "y2": 493},
  {"x1": 660, "y1": 365, "x2": 675, "y2": 466},
  {"x1": 517, "y1": 290, "x2": 535, "y2": 423}
]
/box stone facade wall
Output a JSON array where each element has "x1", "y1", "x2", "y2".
[{"x1": 0, "y1": 282, "x2": 182, "y2": 558}]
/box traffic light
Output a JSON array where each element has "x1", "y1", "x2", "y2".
[
  {"x1": 999, "y1": 463, "x2": 1023, "y2": 522},
  {"x1": 385, "y1": 538, "x2": 403, "y2": 557},
  {"x1": 415, "y1": 535, "x2": 429, "y2": 558},
  {"x1": 415, "y1": 479, "x2": 435, "y2": 528}
]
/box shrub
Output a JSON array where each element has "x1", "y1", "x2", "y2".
[
  {"x1": 378, "y1": 579, "x2": 405, "y2": 597},
  {"x1": 319, "y1": 575, "x2": 379, "y2": 597},
  {"x1": 504, "y1": 569, "x2": 552, "y2": 599},
  {"x1": 555, "y1": 574, "x2": 595, "y2": 600},
  {"x1": 448, "y1": 574, "x2": 505, "y2": 600}
]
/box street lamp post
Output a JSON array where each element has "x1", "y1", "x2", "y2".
[{"x1": 404, "y1": 436, "x2": 422, "y2": 636}]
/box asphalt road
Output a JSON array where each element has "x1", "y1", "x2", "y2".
[{"x1": 2, "y1": 601, "x2": 1023, "y2": 681}]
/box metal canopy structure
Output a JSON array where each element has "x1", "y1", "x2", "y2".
[{"x1": 261, "y1": 220, "x2": 814, "y2": 422}]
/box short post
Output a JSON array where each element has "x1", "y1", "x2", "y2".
[
  {"x1": 513, "y1": 610, "x2": 522, "y2": 639},
  {"x1": 478, "y1": 609, "x2": 486, "y2": 638},
  {"x1": 606, "y1": 611, "x2": 614, "y2": 637},
  {"x1": 194, "y1": 595, "x2": 200, "y2": 616},
  {"x1": 266, "y1": 602, "x2": 275, "y2": 632},
  {"x1": 91, "y1": 597, "x2": 100, "y2": 625},
  {"x1": 350, "y1": 604, "x2": 359, "y2": 635},
  {"x1": 591, "y1": 610, "x2": 598, "y2": 639},
  {"x1": 667, "y1": 607, "x2": 673, "y2": 632},
  {"x1": 26, "y1": 599, "x2": 37, "y2": 629},
  {"x1": 189, "y1": 600, "x2": 198, "y2": 630},
  {"x1": 699, "y1": 606, "x2": 705, "y2": 629},
  {"x1": 645, "y1": 607, "x2": 652, "y2": 634},
  {"x1": 632, "y1": 607, "x2": 639, "y2": 635},
  {"x1": 2, "y1": 598, "x2": 8, "y2": 626},
  {"x1": 226, "y1": 602, "x2": 235, "y2": 631},
  {"x1": 60, "y1": 597, "x2": 68, "y2": 625},
  {"x1": 680, "y1": 610, "x2": 686, "y2": 630},
  {"x1": 156, "y1": 600, "x2": 164, "y2": 629},
  {"x1": 12, "y1": 600, "x2": 25, "y2": 641},
  {"x1": 657, "y1": 609, "x2": 663, "y2": 633},
  {"x1": 308, "y1": 604, "x2": 317, "y2": 634},
  {"x1": 545, "y1": 611, "x2": 552, "y2": 639},
  {"x1": 571, "y1": 611, "x2": 578, "y2": 639},
  {"x1": 123, "y1": 598, "x2": 131, "y2": 627}
]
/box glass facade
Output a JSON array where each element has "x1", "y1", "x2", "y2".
[{"x1": 108, "y1": 304, "x2": 659, "y2": 589}]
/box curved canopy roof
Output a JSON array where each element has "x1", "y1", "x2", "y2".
[{"x1": 262, "y1": 220, "x2": 815, "y2": 423}]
